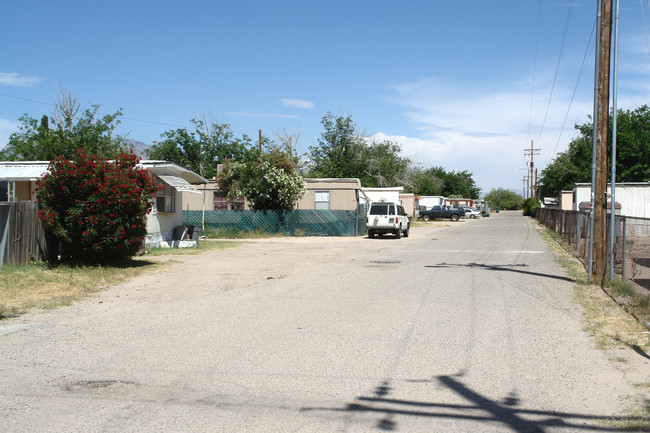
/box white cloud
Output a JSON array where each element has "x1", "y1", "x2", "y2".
[
  {"x1": 0, "y1": 72, "x2": 45, "y2": 87},
  {"x1": 227, "y1": 111, "x2": 301, "y2": 119},
  {"x1": 378, "y1": 76, "x2": 595, "y2": 194},
  {"x1": 279, "y1": 98, "x2": 315, "y2": 109}
]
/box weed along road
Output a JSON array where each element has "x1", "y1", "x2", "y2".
[{"x1": 0, "y1": 212, "x2": 647, "y2": 432}]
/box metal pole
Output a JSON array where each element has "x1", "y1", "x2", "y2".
[
  {"x1": 588, "y1": 0, "x2": 602, "y2": 283},
  {"x1": 609, "y1": 0, "x2": 619, "y2": 280}
]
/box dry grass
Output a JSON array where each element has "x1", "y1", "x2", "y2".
[
  {"x1": 538, "y1": 224, "x2": 650, "y2": 431},
  {"x1": 0, "y1": 260, "x2": 159, "y2": 318},
  {"x1": 539, "y1": 227, "x2": 650, "y2": 351},
  {"x1": 0, "y1": 240, "x2": 239, "y2": 318}
]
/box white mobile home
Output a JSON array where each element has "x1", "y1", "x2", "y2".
[
  {"x1": 573, "y1": 182, "x2": 650, "y2": 218},
  {"x1": 360, "y1": 187, "x2": 404, "y2": 205},
  {"x1": 418, "y1": 196, "x2": 445, "y2": 210}
]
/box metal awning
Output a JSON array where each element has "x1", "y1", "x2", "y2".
[
  {"x1": 156, "y1": 174, "x2": 202, "y2": 194},
  {"x1": 0, "y1": 163, "x2": 49, "y2": 181}
]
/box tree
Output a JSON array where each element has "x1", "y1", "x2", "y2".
[
  {"x1": 306, "y1": 112, "x2": 410, "y2": 187},
  {"x1": 147, "y1": 117, "x2": 260, "y2": 179},
  {"x1": 406, "y1": 166, "x2": 444, "y2": 196},
  {"x1": 35, "y1": 150, "x2": 159, "y2": 265},
  {"x1": 1, "y1": 96, "x2": 129, "y2": 161},
  {"x1": 483, "y1": 188, "x2": 523, "y2": 210},
  {"x1": 538, "y1": 105, "x2": 650, "y2": 198},
  {"x1": 440, "y1": 169, "x2": 481, "y2": 198},
  {"x1": 360, "y1": 139, "x2": 411, "y2": 187},
  {"x1": 405, "y1": 166, "x2": 480, "y2": 198},
  {"x1": 537, "y1": 127, "x2": 591, "y2": 198},
  {"x1": 219, "y1": 150, "x2": 305, "y2": 210}
]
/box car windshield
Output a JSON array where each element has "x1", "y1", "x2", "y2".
[{"x1": 369, "y1": 205, "x2": 394, "y2": 215}]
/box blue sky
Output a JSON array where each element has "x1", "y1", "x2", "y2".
[{"x1": 2, "y1": 1, "x2": 650, "y2": 195}]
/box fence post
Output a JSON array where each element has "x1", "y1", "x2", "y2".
[
  {"x1": 622, "y1": 216, "x2": 626, "y2": 281},
  {"x1": 0, "y1": 203, "x2": 11, "y2": 270}
]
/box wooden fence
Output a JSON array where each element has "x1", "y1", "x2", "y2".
[{"x1": 0, "y1": 201, "x2": 48, "y2": 267}]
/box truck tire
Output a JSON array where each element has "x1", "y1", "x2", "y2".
[
  {"x1": 451, "y1": 214, "x2": 459, "y2": 222},
  {"x1": 403, "y1": 225, "x2": 410, "y2": 237},
  {"x1": 422, "y1": 214, "x2": 431, "y2": 221},
  {"x1": 395, "y1": 226, "x2": 402, "y2": 239}
]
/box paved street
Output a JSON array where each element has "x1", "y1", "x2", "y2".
[{"x1": 0, "y1": 212, "x2": 642, "y2": 432}]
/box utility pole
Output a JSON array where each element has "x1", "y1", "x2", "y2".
[
  {"x1": 593, "y1": 0, "x2": 613, "y2": 281},
  {"x1": 535, "y1": 169, "x2": 538, "y2": 200},
  {"x1": 524, "y1": 140, "x2": 540, "y2": 200},
  {"x1": 259, "y1": 129, "x2": 263, "y2": 153},
  {"x1": 521, "y1": 176, "x2": 527, "y2": 199}
]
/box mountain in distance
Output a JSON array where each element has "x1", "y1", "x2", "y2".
[{"x1": 123, "y1": 139, "x2": 151, "y2": 159}]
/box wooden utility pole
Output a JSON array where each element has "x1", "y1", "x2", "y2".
[
  {"x1": 259, "y1": 129, "x2": 263, "y2": 153},
  {"x1": 593, "y1": 0, "x2": 613, "y2": 280}
]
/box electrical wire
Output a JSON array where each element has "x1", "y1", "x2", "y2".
[
  {"x1": 548, "y1": 17, "x2": 597, "y2": 164},
  {"x1": 642, "y1": 0, "x2": 650, "y2": 55},
  {"x1": 527, "y1": 0, "x2": 543, "y2": 142},
  {"x1": 535, "y1": 0, "x2": 576, "y2": 148}
]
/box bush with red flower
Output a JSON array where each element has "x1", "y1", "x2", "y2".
[{"x1": 35, "y1": 149, "x2": 159, "y2": 265}]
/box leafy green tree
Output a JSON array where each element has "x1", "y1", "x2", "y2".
[
  {"x1": 483, "y1": 188, "x2": 523, "y2": 210},
  {"x1": 307, "y1": 113, "x2": 366, "y2": 179},
  {"x1": 306, "y1": 112, "x2": 410, "y2": 187},
  {"x1": 405, "y1": 166, "x2": 480, "y2": 198},
  {"x1": 1, "y1": 104, "x2": 129, "y2": 161},
  {"x1": 219, "y1": 150, "x2": 305, "y2": 210},
  {"x1": 440, "y1": 169, "x2": 481, "y2": 198},
  {"x1": 35, "y1": 150, "x2": 159, "y2": 265},
  {"x1": 612, "y1": 105, "x2": 650, "y2": 181},
  {"x1": 537, "y1": 126, "x2": 591, "y2": 198},
  {"x1": 538, "y1": 105, "x2": 650, "y2": 197},
  {"x1": 147, "y1": 118, "x2": 259, "y2": 179},
  {"x1": 405, "y1": 167, "x2": 444, "y2": 196},
  {"x1": 360, "y1": 139, "x2": 410, "y2": 187}
]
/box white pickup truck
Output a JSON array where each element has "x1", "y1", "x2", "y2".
[{"x1": 366, "y1": 201, "x2": 410, "y2": 239}]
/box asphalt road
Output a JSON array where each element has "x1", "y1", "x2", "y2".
[{"x1": 0, "y1": 212, "x2": 640, "y2": 432}]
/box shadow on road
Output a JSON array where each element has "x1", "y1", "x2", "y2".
[
  {"x1": 301, "y1": 375, "x2": 630, "y2": 432},
  {"x1": 425, "y1": 262, "x2": 574, "y2": 283}
]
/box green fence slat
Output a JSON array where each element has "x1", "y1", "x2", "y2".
[{"x1": 183, "y1": 209, "x2": 365, "y2": 237}]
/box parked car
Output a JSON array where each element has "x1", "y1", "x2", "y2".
[
  {"x1": 419, "y1": 205, "x2": 465, "y2": 222},
  {"x1": 366, "y1": 201, "x2": 410, "y2": 238},
  {"x1": 464, "y1": 207, "x2": 481, "y2": 219}
]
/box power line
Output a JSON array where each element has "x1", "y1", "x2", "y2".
[
  {"x1": 0, "y1": 91, "x2": 54, "y2": 107},
  {"x1": 548, "y1": 17, "x2": 597, "y2": 163},
  {"x1": 0, "y1": 91, "x2": 185, "y2": 129},
  {"x1": 535, "y1": 0, "x2": 576, "y2": 147},
  {"x1": 527, "y1": 0, "x2": 543, "y2": 141},
  {"x1": 642, "y1": 0, "x2": 650, "y2": 55}
]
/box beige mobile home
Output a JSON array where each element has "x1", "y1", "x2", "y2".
[{"x1": 295, "y1": 178, "x2": 361, "y2": 211}]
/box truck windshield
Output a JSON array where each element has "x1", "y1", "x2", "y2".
[{"x1": 369, "y1": 205, "x2": 392, "y2": 215}]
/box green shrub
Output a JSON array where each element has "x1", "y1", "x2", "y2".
[{"x1": 522, "y1": 197, "x2": 540, "y2": 217}]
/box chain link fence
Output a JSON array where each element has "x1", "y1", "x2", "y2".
[
  {"x1": 184, "y1": 204, "x2": 369, "y2": 237},
  {"x1": 537, "y1": 208, "x2": 650, "y2": 292}
]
